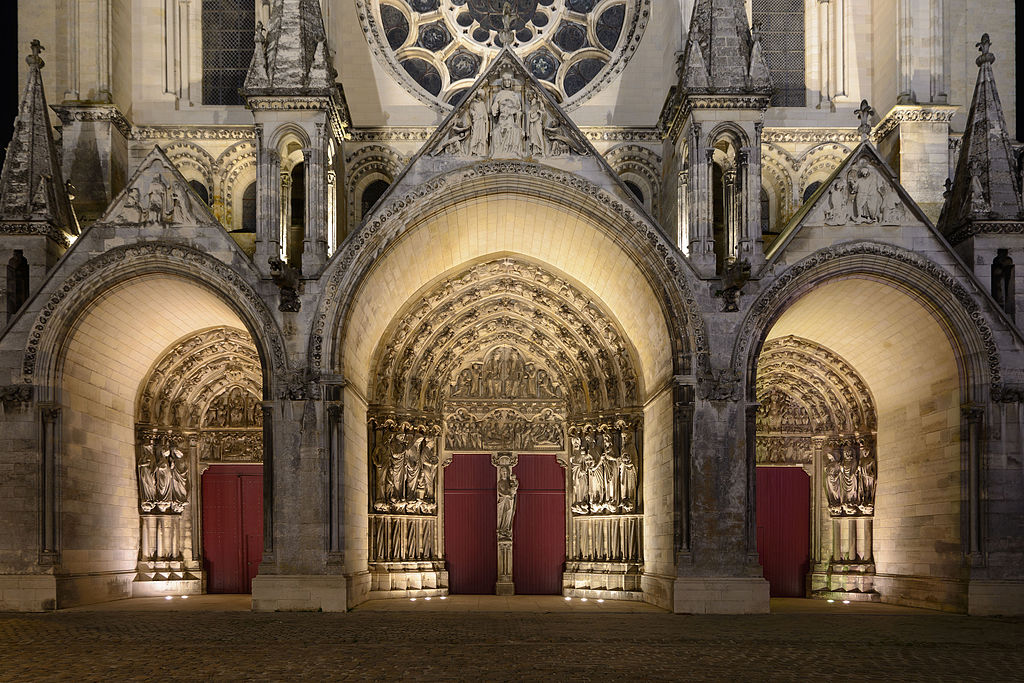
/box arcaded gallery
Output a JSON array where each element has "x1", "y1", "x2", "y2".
[{"x1": 0, "y1": 0, "x2": 1022, "y2": 616}]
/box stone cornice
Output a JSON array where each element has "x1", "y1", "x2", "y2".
[
  {"x1": 133, "y1": 126, "x2": 257, "y2": 141},
  {"x1": 51, "y1": 103, "x2": 132, "y2": 139},
  {"x1": 0, "y1": 221, "x2": 70, "y2": 247},
  {"x1": 762, "y1": 128, "x2": 861, "y2": 144},
  {"x1": 244, "y1": 92, "x2": 351, "y2": 139},
  {"x1": 946, "y1": 219, "x2": 1024, "y2": 246},
  {"x1": 660, "y1": 92, "x2": 771, "y2": 142},
  {"x1": 871, "y1": 104, "x2": 958, "y2": 143}
]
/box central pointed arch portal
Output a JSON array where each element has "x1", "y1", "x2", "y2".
[{"x1": 326, "y1": 179, "x2": 695, "y2": 606}]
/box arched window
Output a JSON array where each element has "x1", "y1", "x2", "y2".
[
  {"x1": 802, "y1": 181, "x2": 822, "y2": 203},
  {"x1": 752, "y1": 0, "x2": 805, "y2": 107},
  {"x1": 189, "y1": 180, "x2": 211, "y2": 206},
  {"x1": 288, "y1": 162, "x2": 307, "y2": 269},
  {"x1": 202, "y1": 0, "x2": 255, "y2": 106},
  {"x1": 760, "y1": 187, "x2": 772, "y2": 235},
  {"x1": 361, "y1": 179, "x2": 391, "y2": 219},
  {"x1": 241, "y1": 182, "x2": 257, "y2": 232},
  {"x1": 624, "y1": 180, "x2": 644, "y2": 205},
  {"x1": 992, "y1": 249, "x2": 1016, "y2": 321},
  {"x1": 6, "y1": 250, "x2": 29, "y2": 322}
]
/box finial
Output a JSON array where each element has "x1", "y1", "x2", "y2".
[
  {"x1": 26, "y1": 40, "x2": 45, "y2": 70},
  {"x1": 255, "y1": 21, "x2": 266, "y2": 43},
  {"x1": 976, "y1": 33, "x2": 995, "y2": 66},
  {"x1": 855, "y1": 99, "x2": 875, "y2": 140},
  {"x1": 498, "y1": 1, "x2": 514, "y2": 46}
]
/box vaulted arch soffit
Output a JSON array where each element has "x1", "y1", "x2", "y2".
[
  {"x1": 23, "y1": 243, "x2": 288, "y2": 398},
  {"x1": 735, "y1": 241, "x2": 1004, "y2": 402},
  {"x1": 312, "y1": 163, "x2": 710, "y2": 394}
]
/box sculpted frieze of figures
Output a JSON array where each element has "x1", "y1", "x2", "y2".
[
  {"x1": 755, "y1": 435, "x2": 815, "y2": 465},
  {"x1": 136, "y1": 430, "x2": 190, "y2": 513},
  {"x1": 198, "y1": 431, "x2": 263, "y2": 463},
  {"x1": 824, "y1": 435, "x2": 877, "y2": 517},
  {"x1": 432, "y1": 64, "x2": 587, "y2": 160},
  {"x1": 444, "y1": 406, "x2": 565, "y2": 451},
  {"x1": 368, "y1": 418, "x2": 441, "y2": 515},
  {"x1": 449, "y1": 346, "x2": 563, "y2": 400},
  {"x1": 373, "y1": 258, "x2": 640, "y2": 414},
  {"x1": 821, "y1": 158, "x2": 905, "y2": 226},
  {"x1": 568, "y1": 420, "x2": 641, "y2": 515},
  {"x1": 110, "y1": 157, "x2": 208, "y2": 226}
]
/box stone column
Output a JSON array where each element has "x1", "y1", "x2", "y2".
[
  {"x1": 303, "y1": 132, "x2": 328, "y2": 275},
  {"x1": 897, "y1": 0, "x2": 914, "y2": 103},
  {"x1": 280, "y1": 171, "x2": 293, "y2": 263},
  {"x1": 962, "y1": 403, "x2": 984, "y2": 558},
  {"x1": 673, "y1": 380, "x2": 694, "y2": 559},
  {"x1": 39, "y1": 405, "x2": 60, "y2": 564},
  {"x1": 254, "y1": 139, "x2": 282, "y2": 276},
  {"x1": 817, "y1": 0, "x2": 833, "y2": 110},
  {"x1": 326, "y1": 403, "x2": 344, "y2": 557},
  {"x1": 743, "y1": 122, "x2": 765, "y2": 269},
  {"x1": 261, "y1": 403, "x2": 275, "y2": 555}
]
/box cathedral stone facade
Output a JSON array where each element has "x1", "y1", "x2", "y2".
[{"x1": 1, "y1": 0, "x2": 1022, "y2": 615}]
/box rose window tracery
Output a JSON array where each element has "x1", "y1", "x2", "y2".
[{"x1": 359, "y1": 0, "x2": 649, "y2": 109}]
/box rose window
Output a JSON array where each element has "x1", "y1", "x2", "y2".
[{"x1": 358, "y1": 0, "x2": 649, "y2": 110}]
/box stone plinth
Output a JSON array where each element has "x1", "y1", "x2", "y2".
[
  {"x1": 672, "y1": 576, "x2": 770, "y2": 614},
  {"x1": 251, "y1": 575, "x2": 348, "y2": 612}
]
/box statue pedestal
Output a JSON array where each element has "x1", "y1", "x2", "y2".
[
  {"x1": 495, "y1": 579, "x2": 515, "y2": 596},
  {"x1": 496, "y1": 539, "x2": 514, "y2": 595}
]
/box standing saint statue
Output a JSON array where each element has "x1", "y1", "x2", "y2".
[
  {"x1": 468, "y1": 94, "x2": 490, "y2": 156},
  {"x1": 527, "y1": 92, "x2": 545, "y2": 157},
  {"x1": 496, "y1": 464, "x2": 519, "y2": 541}
]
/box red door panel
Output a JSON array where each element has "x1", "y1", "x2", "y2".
[
  {"x1": 512, "y1": 454, "x2": 565, "y2": 594},
  {"x1": 444, "y1": 454, "x2": 497, "y2": 594},
  {"x1": 202, "y1": 465, "x2": 263, "y2": 594},
  {"x1": 756, "y1": 467, "x2": 810, "y2": 598}
]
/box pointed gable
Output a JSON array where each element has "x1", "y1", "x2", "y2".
[
  {"x1": 244, "y1": 0, "x2": 335, "y2": 92},
  {"x1": 98, "y1": 146, "x2": 220, "y2": 228},
  {"x1": 679, "y1": 0, "x2": 771, "y2": 94},
  {"x1": 938, "y1": 34, "x2": 1023, "y2": 241},
  {"x1": 767, "y1": 142, "x2": 935, "y2": 260},
  {"x1": 0, "y1": 41, "x2": 77, "y2": 235},
  {"x1": 366, "y1": 48, "x2": 653, "y2": 225}
]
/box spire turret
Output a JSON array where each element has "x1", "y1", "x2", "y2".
[
  {"x1": 0, "y1": 40, "x2": 77, "y2": 236},
  {"x1": 243, "y1": 0, "x2": 337, "y2": 93},
  {"x1": 939, "y1": 34, "x2": 1023, "y2": 238},
  {"x1": 679, "y1": 0, "x2": 772, "y2": 94}
]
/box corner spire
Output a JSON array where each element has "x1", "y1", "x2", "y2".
[
  {"x1": 939, "y1": 34, "x2": 1023, "y2": 237},
  {"x1": 679, "y1": 0, "x2": 772, "y2": 94},
  {"x1": 0, "y1": 40, "x2": 77, "y2": 237},
  {"x1": 243, "y1": 0, "x2": 337, "y2": 93}
]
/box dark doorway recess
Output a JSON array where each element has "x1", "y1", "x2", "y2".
[
  {"x1": 512, "y1": 454, "x2": 566, "y2": 594},
  {"x1": 202, "y1": 465, "x2": 264, "y2": 593},
  {"x1": 756, "y1": 467, "x2": 810, "y2": 597},
  {"x1": 444, "y1": 453, "x2": 497, "y2": 594}
]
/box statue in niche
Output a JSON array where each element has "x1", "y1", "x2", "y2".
[
  {"x1": 569, "y1": 434, "x2": 590, "y2": 514},
  {"x1": 417, "y1": 438, "x2": 438, "y2": 509},
  {"x1": 168, "y1": 445, "x2": 188, "y2": 510},
  {"x1": 619, "y1": 428, "x2": 639, "y2": 512},
  {"x1": 169, "y1": 182, "x2": 196, "y2": 224},
  {"x1": 120, "y1": 188, "x2": 145, "y2": 223},
  {"x1": 496, "y1": 463, "x2": 519, "y2": 541},
  {"x1": 527, "y1": 92, "x2": 545, "y2": 157},
  {"x1": 839, "y1": 438, "x2": 861, "y2": 514},
  {"x1": 386, "y1": 433, "x2": 408, "y2": 510},
  {"x1": 490, "y1": 70, "x2": 523, "y2": 156},
  {"x1": 148, "y1": 179, "x2": 168, "y2": 222},
  {"x1": 599, "y1": 431, "x2": 620, "y2": 512},
  {"x1": 992, "y1": 249, "x2": 1015, "y2": 318},
  {"x1": 847, "y1": 161, "x2": 883, "y2": 224},
  {"x1": 468, "y1": 93, "x2": 490, "y2": 156},
  {"x1": 137, "y1": 444, "x2": 158, "y2": 511},
  {"x1": 370, "y1": 429, "x2": 391, "y2": 512},
  {"x1": 824, "y1": 445, "x2": 843, "y2": 510}
]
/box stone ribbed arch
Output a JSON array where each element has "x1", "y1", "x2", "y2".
[
  {"x1": 371, "y1": 257, "x2": 642, "y2": 414},
  {"x1": 735, "y1": 241, "x2": 1002, "y2": 401},
  {"x1": 757, "y1": 335, "x2": 875, "y2": 436},
  {"x1": 137, "y1": 326, "x2": 262, "y2": 430},
  {"x1": 312, "y1": 162, "x2": 709, "y2": 396},
  {"x1": 22, "y1": 243, "x2": 287, "y2": 398}
]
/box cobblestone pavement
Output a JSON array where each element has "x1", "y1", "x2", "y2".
[{"x1": 1, "y1": 598, "x2": 1021, "y2": 681}]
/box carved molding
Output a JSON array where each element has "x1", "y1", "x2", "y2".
[
  {"x1": 735, "y1": 241, "x2": 1004, "y2": 402},
  {"x1": 870, "y1": 105, "x2": 957, "y2": 143},
  {"x1": 0, "y1": 221, "x2": 69, "y2": 247},
  {"x1": 313, "y1": 161, "x2": 707, "y2": 382},
  {"x1": 370, "y1": 257, "x2": 641, "y2": 414},
  {"x1": 762, "y1": 128, "x2": 861, "y2": 145},
  {"x1": 22, "y1": 242, "x2": 287, "y2": 383},
  {"x1": 135, "y1": 126, "x2": 257, "y2": 141},
  {"x1": 51, "y1": 104, "x2": 132, "y2": 139}
]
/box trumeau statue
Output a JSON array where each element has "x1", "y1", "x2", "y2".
[{"x1": 496, "y1": 461, "x2": 519, "y2": 541}]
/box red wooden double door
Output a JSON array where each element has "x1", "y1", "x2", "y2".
[
  {"x1": 755, "y1": 467, "x2": 810, "y2": 597},
  {"x1": 201, "y1": 465, "x2": 264, "y2": 594},
  {"x1": 444, "y1": 453, "x2": 566, "y2": 594}
]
